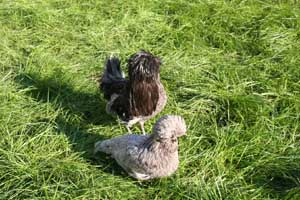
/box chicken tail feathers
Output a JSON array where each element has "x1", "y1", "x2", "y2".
[
  {"x1": 103, "y1": 57, "x2": 124, "y2": 82},
  {"x1": 99, "y1": 56, "x2": 127, "y2": 100}
]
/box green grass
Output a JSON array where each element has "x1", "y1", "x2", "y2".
[{"x1": 1, "y1": 0, "x2": 300, "y2": 199}]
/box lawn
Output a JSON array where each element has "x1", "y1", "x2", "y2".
[{"x1": 1, "y1": 0, "x2": 300, "y2": 199}]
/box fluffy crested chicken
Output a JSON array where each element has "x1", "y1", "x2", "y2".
[
  {"x1": 94, "y1": 115, "x2": 186, "y2": 180},
  {"x1": 99, "y1": 50, "x2": 167, "y2": 134}
]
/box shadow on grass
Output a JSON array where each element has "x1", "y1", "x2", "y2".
[
  {"x1": 249, "y1": 163, "x2": 300, "y2": 199},
  {"x1": 13, "y1": 71, "x2": 117, "y2": 163},
  {"x1": 92, "y1": 151, "x2": 130, "y2": 179},
  {"x1": 14, "y1": 71, "x2": 113, "y2": 125}
]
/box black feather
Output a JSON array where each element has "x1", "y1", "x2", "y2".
[
  {"x1": 100, "y1": 57, "x2": 127, "y2": 100},
  {"x1": 99, "y1": 50, "x2": 164, "y2": 125}
]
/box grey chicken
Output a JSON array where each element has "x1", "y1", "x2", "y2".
[
  {"x1": 99, "y1": 50, "x2": 167, "y2": 134},
  {"x1": 94, "y1": 115, "x2": 186, "y2": 180}
]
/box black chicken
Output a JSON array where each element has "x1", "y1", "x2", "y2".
[{"x1": 99, "y1": 50, "x2": 167, "y2": 134}]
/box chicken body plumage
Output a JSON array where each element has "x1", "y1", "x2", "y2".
[
  {"x1": 94, "y1": 115, "x2": 186, "y2": 180},
  {"x1": 99, "y1": 50, "x2": 167, "y2": 134}
]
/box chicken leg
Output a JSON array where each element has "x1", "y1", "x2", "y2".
[
  {"x1": 139, "y1": 121, "x2": 146, "y2": 135},
  {"x1": 126, "y1": 124, "x2": 132, "y2": 133}
]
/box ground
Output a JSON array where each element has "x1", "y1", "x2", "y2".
[{"x1": 1, "y1": 0, "x2": 300, "y2": 199}]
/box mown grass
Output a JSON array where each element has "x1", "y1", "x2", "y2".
[{"x1": 1, "y1": 0, "x2": 300, "y2": 199}]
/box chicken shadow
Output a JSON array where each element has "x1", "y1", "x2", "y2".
[
  {"x1": 14, "y1": 70, "x2": 113, "y2": 125},
  {"x1": 93, "y1": 151, "x2": 130, "y2": 178},
  {"x1": 14, "y1": 70, "x2": 115, "y2": 160}
]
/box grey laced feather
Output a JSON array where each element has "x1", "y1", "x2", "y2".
[{"x1": 94, "y1": 115, "x2": 186, "y2": 180}]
